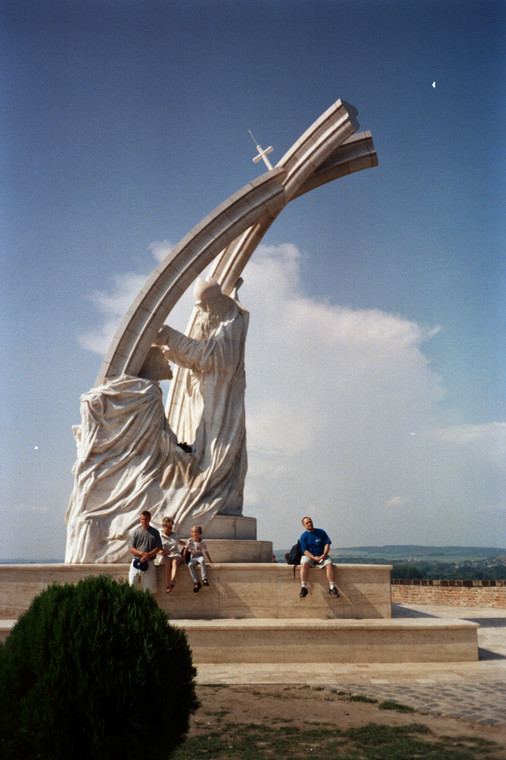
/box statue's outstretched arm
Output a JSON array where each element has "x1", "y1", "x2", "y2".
[{"x1": 155, "y1": 325, "x2": 214, "y2": 373}]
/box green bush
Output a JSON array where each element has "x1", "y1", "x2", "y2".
[{"x1": 0, "y1": 575, "x2": 198, "y2": 760}]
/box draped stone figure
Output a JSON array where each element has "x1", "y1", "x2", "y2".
[
  {"x1": 155, "y1": 278, "x2": 249, "y2": 535},
  {"x1": 64, "y1": 279, "x2": 249, "y2": 562},
  {"x1": 64, "y1": 348, "x2": 177, "y2": 563}
]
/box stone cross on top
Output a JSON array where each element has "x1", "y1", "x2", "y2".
[{"x1": 249, "y1": 130, "x2": 274, "y2": 170}]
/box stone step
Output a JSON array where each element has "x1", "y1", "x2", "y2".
[
  {"x1": 174, "y1": 617, "x2": 479, "y2": 664},
  {"x1": 0, "y1": 563, "x2": 392, "y2": 620},
  {"x1": 0, "y1": 616, "x2": 479, "y2": 663},
  {"x1": 0, "y1": 620, "x2": 15, "y2": 642}
]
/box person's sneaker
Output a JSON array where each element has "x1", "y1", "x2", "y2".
[
  {"x1": 202, "y1": 579, "x2": 209, "y2": 587},
  {"x1": 193, "y1": 582, "x2": 201, "y2": 593},
  {"x1": 329, "y1": 587, "x2": 340, "y2": 598},
  {"x1": 299, "y1": 587, "x2": 308, "y2": 598}
]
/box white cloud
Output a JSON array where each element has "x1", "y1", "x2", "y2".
[
  {"x1": 77, "y1": 316, "x2": 123, "y2": 356},
  {"x1": 77, "y1": 240, "x2": 185, "y2": 355},
  {"x1": 148, "y1": 240, "x2": 176, "y2": 263},
  {"x1": 433, "y1": 422, "x2": 505, "y2": 454},
  {"x1": 87, "y1": 272, "x2": 148, "y2": 315},
  {"x1": 77, "y1": 272, "x2": 147, "y2": 355},
  {"x1": 238, "y1": 244, "x2": 505, "y2": 548},
  {"x1": 76, "y1": 240, "x2": 506, "y2": 549},
  {"x1": 387, "y1": 496, "x2": 413, "y2": 507}
]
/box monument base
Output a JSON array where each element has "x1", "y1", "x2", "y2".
[
  {"x1": 202, "y1": 540, "x2": 273, "y2": 562},
  {"x1": 205, "y1": 514, "x2": 257, "y2": 539},
  {"x1": 0, "y1": 563, "x2": 479, "y2": 664},
  {"x1": 201, "y1": 514, "x2": 272, "y2": 561}
]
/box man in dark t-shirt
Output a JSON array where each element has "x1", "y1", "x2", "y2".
[{"x1": 128, "y1": 510, "x2": 162, "y2": 593}]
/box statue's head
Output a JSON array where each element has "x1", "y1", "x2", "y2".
[
  {"x1": 138, "y1": 346, "x2": 173, "y2": 381},
  {"x1": 193, "y1": 278, "x2": 237, "y2": 338},
  {"x1": 193, "y1": 277, "x2": 222, "y2": 304}
]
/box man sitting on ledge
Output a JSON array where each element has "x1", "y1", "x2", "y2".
[
  {"x1": 128, "y1": 510, "x2": 162, "y2": 594},
  {"x1": 299, "y1": 516, "x2": 339, "y2": 599}
]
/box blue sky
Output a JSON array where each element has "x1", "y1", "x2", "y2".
[{"x1": 1, "y1": 0, "x2": 504, "y2": 559}]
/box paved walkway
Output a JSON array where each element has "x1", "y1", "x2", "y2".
[{"x1": 195, "y1": 603, "x2": 506, "y2": 726}]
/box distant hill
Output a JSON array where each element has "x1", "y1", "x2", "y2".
[
  {"x1": 333, "y1": 545, "x2": 506, "y2": 562},
  {"x1": 3, "y1": 546, "x2": 506, "y2": 568},
  {"x1": 334, "y1": 544, "x2": 506, "y2": 562},
  {"x1": 273, "y1": 545, "x2": 506, "y2": 564},
  {"x1": 336, "y1": 545, "x2": 505, "y2": 554}
]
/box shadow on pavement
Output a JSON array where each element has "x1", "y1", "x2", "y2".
[
  {"x1": 465, "y1": 618, "x2": 506, "y2": 627},
  {"x1": 478, "y1": 647, "x2": 506, "y2": 660},
  {"x1": 391, "y1": 603, "x2": 438, "y2": 618}
]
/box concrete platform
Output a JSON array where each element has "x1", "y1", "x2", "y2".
[
  {"x1": 0, "y1": 565, "x2": 480, "y2": 665},
  {"x1": 0, "y1": 612, "x2": 479, "y2": 664},
  {"x1": 0, "y1": 562, "x2": 392, "y2": 620}
]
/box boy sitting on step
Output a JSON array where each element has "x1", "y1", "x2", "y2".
[{"x1": 184, "y1": 525, "x2": 214, "y2": 593}]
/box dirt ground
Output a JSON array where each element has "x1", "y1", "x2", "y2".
[{"x1": 188, "y1": 683, "x2": 506, "y2": 757}]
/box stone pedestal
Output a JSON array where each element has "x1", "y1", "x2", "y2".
[
  {"x1": 202, "y1": 514, "x2": 272, "y2": 562},
  {"x1": 205, "y1": 514, "x2": 257, "y2": 539}
]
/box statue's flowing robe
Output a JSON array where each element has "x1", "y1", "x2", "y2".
[
  {"x1": 162, "y1": 302, "x2": 249, "y2": 534},
  {"x1": 65, "y1": 376, "x2": 176, "y2": 563}
]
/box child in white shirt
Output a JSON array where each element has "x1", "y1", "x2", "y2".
[
  {"x1": 184, "y1": 524, "x2": 214, "y2": 592},
  {"x1": 156, "y1": 516, "x2": 185, "y2": 593}
]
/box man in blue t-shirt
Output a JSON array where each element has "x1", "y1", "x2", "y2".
[{"x1": 299, "y1": 516, "x2": 339, "y2": 599}]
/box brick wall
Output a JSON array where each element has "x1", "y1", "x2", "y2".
[{"x1": 391, "y1": 579, "x2": 506, "y2": 607}]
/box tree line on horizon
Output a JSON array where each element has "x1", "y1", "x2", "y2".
[{"x1": 274, "y1": 546, "x2": 506, "y2": 581}]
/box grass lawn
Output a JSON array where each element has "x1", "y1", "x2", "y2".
[{"x1": 171, "y1": 685, "x2": 506, "y2": 760}]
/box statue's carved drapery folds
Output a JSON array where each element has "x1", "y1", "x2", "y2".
[
  {"x1": 65, "y1": 356, "x2": 179, "y2": 563},
  {"x1": 158, "y1": 280, "x2": 249, "y2": 534}
]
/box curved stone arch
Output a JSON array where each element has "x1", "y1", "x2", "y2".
[
  {"x1": 95, "y1": 169, "x2": 286, "y2": 384},
  {"x1": 208, "y1": 129, "x2": 378, "y2": 297},
  {"x1": 165, "y1": 103, "x2": 377, "y2": 428},
  {"x1": 96, "y1": 99, "x2": 377, "y2": 389}
]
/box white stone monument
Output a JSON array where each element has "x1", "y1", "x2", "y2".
[
  {"x1": 4, "y1": 101, "x2": 480, "y2": 666},
  {"x1": 65, "y1": 99, "x2": 378, "y2": 564}
]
